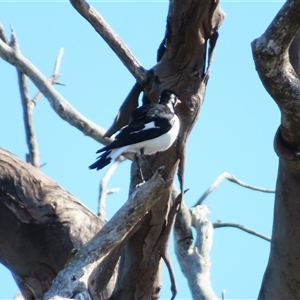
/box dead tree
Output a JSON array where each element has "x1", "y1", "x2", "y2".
[
  {"x1": 0, "y1": 0, "x2": 225, "y2": 299},
  {"x1": 252, "y1": 0, "x2": 300, "y2": 298}
]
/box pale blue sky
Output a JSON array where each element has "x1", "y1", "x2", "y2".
[{"x1": 0, "y1": 1, "x2": 283, "y2": 299}]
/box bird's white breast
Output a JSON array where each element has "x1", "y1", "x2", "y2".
[{"x1": 126, "y1": 115, "x2": 180, "y2": 155}]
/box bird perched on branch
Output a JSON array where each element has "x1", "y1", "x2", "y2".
[{"x1": 89, "y1": 89, "x2": 180, "y2": 171}]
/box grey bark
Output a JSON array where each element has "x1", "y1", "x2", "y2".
[
  {"x1": 252, "y1": 0, "x2": 300, "y2": 298},
  {"x1": 0, "y1": 148, "x2": 105, "y2": 299},
  {"x1": 0, "y1": 0, "x2": 225, "y2": 298}
]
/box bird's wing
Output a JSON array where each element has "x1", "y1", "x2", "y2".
[
  {"x1": 96, "y1": 103, "x2": 174, "y2": 153},
  {"x1": 105, "y1": 118, "x2": 172, "y2": 151}
]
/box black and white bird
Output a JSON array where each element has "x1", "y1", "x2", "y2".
[{"x1": 89, "y1": 89, "x2": 180, "y2": 171}]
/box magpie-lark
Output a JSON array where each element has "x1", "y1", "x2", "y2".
[{"x1": 89, "y1": 89, "x2": 180, "y2": 171}]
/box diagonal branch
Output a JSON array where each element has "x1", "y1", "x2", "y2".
[
  {"x1": 70, "y1": 0, "x2": 149, "y2": 86},
  {"x1": 43, "y1": 170, "x2": 170, "y2": 299},
  {"x1": 213, "y1": 222, "x2": 271, "y2": 242},
  {"x1": 195, "y1": 172, "x2": 275, "y2": 206},
  {"x1": 32, "y1": 48, "x2": 65, "y2": 105},
  {"x1": 0, "y1": 30, "x2": 110, "y2": 146}
]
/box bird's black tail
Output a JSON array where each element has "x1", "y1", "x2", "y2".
[{"x1": 89, "y1": 150, "x2": 112, "y2": 170}]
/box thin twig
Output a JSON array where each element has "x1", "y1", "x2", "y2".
[
  {"x1": 9, "y1": 28, "x2": 40, "y2": 167},
  {"x1": 32, "y1": 48, "x2": 64, "y2": 105},
  {"x1": 98, "y1": 156, "x2": 124, "y2": 218},
  {"x1": 17, "y1": 71, "x2": 40, "y2": 168},
  {"x1": 0, "y1": 22, "x2": 8, "y2": 43},
  {"x1": 53, "y1": 48, "x2": 64, "y2": 75},
  {"x1": 70, "y1": 0, "x2": 148, "y2": 86},
  {"x1": 195, "y1": 172, "x2": 275, "y2": 206},
  {"x1": 213, "y1": 222, "x2": 271, "y2": 242},
  {"x1": 0, "y1": 34, "x2": 109, "y2": 145}
]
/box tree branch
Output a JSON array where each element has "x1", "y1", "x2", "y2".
[
  {"x1": 32, "y1": 48, "x2": 64, "y2": 105},
  {"x1": 252, "y1": 0, "x2": 300, "y2": 147},
  {"x1": 252, "y1": 1, "x2": 300, "y2": 299},
  {"x1": 175, "y1": 203, "x2": 218, "y2": 300},
  {"x1": 43, "y1": 169, "x2": 171, "y2": 299},
  {"x1": 17, "y1": 71, "x2": 40, "y2": 167},
  {"x1": 98, "y1": 156, "x2": 124, "y2": 218},
  {"x1": 213, "y1": 222, "x2": 271, "y2": 242},
  {"x1": 70, "y1": 0, "x2": 149, "y2": 86},
  {"x1": 5, "y1": 26, "x2": 41, "y2": 168},
  {"x1": 196, "y1": 172, "x2": 275, "y2": 206},
  {"x1": 0, "y1": 30, "x2": 110, "y2": 146}
]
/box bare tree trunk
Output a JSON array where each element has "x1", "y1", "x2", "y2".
[{"x1": 252, "y1": 1, "x2": 300, "y2": 298}]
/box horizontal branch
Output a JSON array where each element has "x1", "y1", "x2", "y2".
[
  {"x1": 213, "y1": 222, "x2": 271, "y2": 242},
  {"x1": 196, "y1": 172, "x2": 275, "y2": 206},
  {"x1": 43, "y1": 170, "x2": 170, "y2": 299},
  {"x1": 0, "y1": 32, "x2": 110, "y2": 146},
  {"x1": 70, "y1": 0, "x2": 148, "y2": 86}
]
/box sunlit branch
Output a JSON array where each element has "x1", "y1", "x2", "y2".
[
  {"x1": 0, "y1": 22, "x2": 8, "y2": 43},
  {"x1": 213, "y1": 222, "x2": 271, "y2": 242},
  {"x1": 5, "y1": 25, "x2": 40, "y2": 168},
  {"x1": 98, "y1": 156, "x2": 124, "y2": 219},
  {"x1": 195, "y1": 172, "x2": 275, "y2": 206},
  {"x1": 174, "y1": 198, "x2": 218, "y2": 299},
  {"x1": 0, "y1": 28, "x2": 110, "y2": 146},
  {"x1": 18, "y1": 71, "x2": 40, "y2": 168},
  {"x1": 43, "y1": 170, "x2": 170, "y2": 299},
  {"x1": 32, "y1": 48, "x2": 65, "y2": 105},
  {"x1": 70, "y1": 0, "x2": 148, "y2": 86}
]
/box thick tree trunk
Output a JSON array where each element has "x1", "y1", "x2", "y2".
[
  {"x1": 252, "y1": 1, "x2": 300, "y2": 298},
  {"x1": 0, "y1": 148, "x2": 105, "y2": 299},
  {"x1": 110, "y1": 1, "x2": 224, "y2": 298}
]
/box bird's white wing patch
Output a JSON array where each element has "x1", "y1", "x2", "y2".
[{"x1": 130, "y1": 121, "x2": 158, "y2": 134}]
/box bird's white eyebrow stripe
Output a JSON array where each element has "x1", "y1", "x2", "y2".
[{"x1": 130, "y1": 121, "x2": 158, "y2": 134}]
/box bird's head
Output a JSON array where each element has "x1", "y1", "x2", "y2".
[{"x1": 159, "y1": 89, "x2": 180, "y2": 112}]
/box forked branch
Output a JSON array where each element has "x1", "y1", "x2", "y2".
[
  {"x1": 0, "y1": 28, "x2": 110, "y2": 145},
  {"x1": 32, "y1": 48, "x2": 65, "y2": 105},
  {"x1": 196, "y1": 172, "x2": 275, "y2": 205}
]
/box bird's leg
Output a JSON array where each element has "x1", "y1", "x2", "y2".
[
  {"x1": 134, "y1": 153, "x2": 145, "y2": 182},
  {"x1": 140, "y1": 148, "x2": 154, "y2": 176}
]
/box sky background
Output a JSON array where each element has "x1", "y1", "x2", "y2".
[{"x1": 0, "y1": 0, "x2": 284, "y2": 299}]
